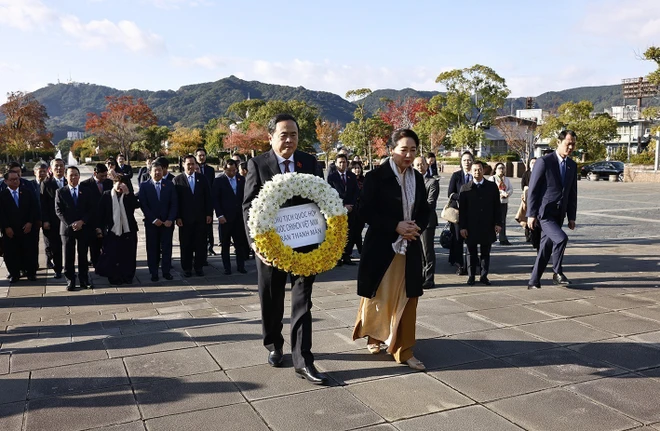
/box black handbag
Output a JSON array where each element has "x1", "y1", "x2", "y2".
[{"x1": 439, "y1": 222, "x2": 452, "y2": 249}]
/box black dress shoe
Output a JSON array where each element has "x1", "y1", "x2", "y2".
[
  {"x1": 342, "y1": 258, "x2": 356, "y2": 266},
  {"x1": 528, "y1": 284, "x2": 541, "y2": 290},
  {"x1": 268, "y1": 349, "x2": 284, "y2": 367},
  {"x1": 208, "y1": 248, "x2": 217, "y2": 256},
  {"x1": 224, "y1": 269, "x2": 232, "y2": 275},
  {"x1": 66, "y1": 282, "x2": 76, "y2": 291},
  {"x1": 479, "y1": 276, "x2": 492, "y2": 285},
  {"x1": 195, "y1": 270, "x2": 205, "y2": 277},
  {"x1": 294, "y1": 364, "x2": 328, "y2": 385},
  {"x1": 467, "y1": 276, "x2": 475, "y2": 286},
  {"x1": 27, "y1": 274, "x2": 37, "y2": 281},
  {"x1": 336, "y1": 260, "x2": 343, "y2": 267},
  {"x1": 8, "y1": 276, "x2": 19, "y2": 284},
  {"x1": 151, "y1": 275, "x2": 159, "y2": 282},
  {"x1": 163, "y1": 273, "x2": 173, "y2": 280},
  {"x1": 47, "y1": 260, "x2": 54, "y2": 269},
  {"x1": 553, "y1": 273, "x2": 572, "y2": 285},
  {"x1": 80, "y1": 282, "x2": 93, "y2": 290},
  {"x1": 500, "y1": 240, "x2": 512, "y2": 245},
  {"x1": 183, "y1": 271, "x2": 193, "y2": 277},
  {"x1": 54, "y1": 272, "x2": 62, "y2": 279},
  {"x1": 237, "y1": 268, "x2": 247, "y2": 274}
]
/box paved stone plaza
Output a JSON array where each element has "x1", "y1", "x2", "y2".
[{"x1": 1, "y1": 171, "x2": 660, "y2": 431}]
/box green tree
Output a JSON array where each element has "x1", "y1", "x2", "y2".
[
  {"x1": 203, "y1": 118, "x2": 230, "y2": 158},
  {"x1": 342, "y1": 88, "x2": 375, "y2": 166},
  {"x1": 539, "y1": 101, "x2": 618, "y2": 160},
  {"x1": 644, "y1": 46, "x2": 660, "y2": 85},
  {"x1": 434, "y1": 64, "x2": 510, "y2": 151},
  {"x1": 57, "y1": 139, "x2": 74, "y2": 155},
  {"x1": 133, "y1": 125, "x2": 170, "y2": 158}
]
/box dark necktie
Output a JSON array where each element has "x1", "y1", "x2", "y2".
[
  {"x1": 341, "y1": 173, "x2": 346, "y2": 187},
  {"x1": 72, "y1": 188, "x2": 78, "y2": 206},
  {"x1": 155, "y1": 181, "x2": 161, "y2": 200},
  {"x1": 283, "y1": 160, "x2": 291, "y2": 173},
  {"x1": 560, "y1": 159, "x2": 566, "y2": 186},
  {"x1": 97, "y1": 182, "x2": 103, "y2": 194},
  {"x1": 12, "y1": 190, "x2": 19, "y2": 207}
]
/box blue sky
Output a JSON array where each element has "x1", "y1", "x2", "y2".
[{"x1": 1, "y1": 0, "x2": 658, "y2": 104}]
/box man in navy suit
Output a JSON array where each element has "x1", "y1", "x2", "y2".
[
  {"x1": 527, "y1": 130, "x2": 578, "y2": 289},
  {"x1": 117, "y1": 153, "x2": 133, "y2": 179},
  {"x1": 243, "y1": 113, "x2": 327, "y2": 385},
  {"x1": 139, "y1": 160, "x2": 178, "y2": 281},
  {"x1": 213, "y1": 159, "x2": 248, "y2": 275},
  {"x1": 55, "y1": 166, "x2": 94, "y2": 291},
  {"x1": 446, "y1": 151, "x2": 474, "y2": 275},
  {"x1": 137, "y1": 157, "x2": 153, "y2": 185},
  {"x1": 41, "y1": 158, "x2": 67, "y2": 278},
  {"x1": 195, "y1": 148, "x2": 217, "y2": 258},
  {"x1": 327, "y1": 153, "x2": 358, "y2": 265},
  {"x1": 80, "y1": 163, "x2": 113, "y2": 267},
  {"x1": 174, "y1": 155, "x2": 213, "y2": 277}
]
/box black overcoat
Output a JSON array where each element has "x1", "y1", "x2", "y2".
[
  {"x1": 458, "y1": 181, "x2": 502, "y2": 246},
  {"x1": 357, "y1": 162, "x2": 429, "y2": 299}
]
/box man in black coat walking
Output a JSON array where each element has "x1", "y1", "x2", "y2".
[
  {"x1": 327, "y1": 153, "x2": 359, "y2": 265},
  {"x1": 195, "y1": 148, "x2": 217, "y2": 258},
  {"x1": 79, "y1": 163, "x2": 113, "y2": 267},
  {"x1": 459, "y1": 161, "x2": 502, "y2": 286},
  {"x1": 41, "y1": 158, "x2": 67, "y2": 278},
  {"x1": 447, "y1": 151, "x2": 474, "y2": 275},
  {"x1": 413, "y1": 156, "x2": 439, "y2": 289},
  {"x1": 174, "y1": 155, "x2": 213, "y2": 277}
]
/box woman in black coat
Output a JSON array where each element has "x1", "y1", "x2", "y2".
[
  {"x1": 352, "y1": 129, "x2": 430, "y2": 371},
  {"x1": 96, "y1": 174, "x2": 139, "y2": 285}
]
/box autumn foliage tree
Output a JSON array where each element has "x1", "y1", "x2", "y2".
[
  {"x1": 0, "y1": 91, "x2": 53, "y2": 159},
  {"x1": 224, "y1": 123, "x2": 270, "y2": 155},
  {"x1": 315, "y1": 118, "x2": 341, "y2": 166},
  {"x1": 168, "y1": 126, "x2": 204, "y2": 158},
  {"x1": 85, "y1": 95, "x2": 157, "y2": 160},
  {"x1": 379, "y1": 98, "x2": 429, "y2": 130}
]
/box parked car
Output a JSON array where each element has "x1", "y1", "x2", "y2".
[{"x1": 580, "y1": 161, "x2": 624, "y2": 182}]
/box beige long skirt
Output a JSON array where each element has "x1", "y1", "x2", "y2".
[{"x1": 352, "y1": 254, "x2": 418, "y2": 363}]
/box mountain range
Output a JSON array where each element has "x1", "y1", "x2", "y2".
[{"x1": 26, "y1": 75, "x2": 627, "y2": 142}]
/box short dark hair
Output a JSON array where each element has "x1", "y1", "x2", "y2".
[
  {"x1": 239, "y1": 162, "x2": 248, "y2": 171},
  {"x1": 335, "y1": 153, "x2": 348, "y2": 162},
  {"x1": 461, "y1": 151, "x2": 474, "y2": 160},
  {"x1": 150, "y1": 160, "x2": 163, "y2": 170},
  {"x1": 51, "y1": 158, "x2": 65, "y2": 168},
  {"x1": 389, "y1": 128, "x2": 420, "y2": 148},
  {"x1": 224, "y1": 159, "x2": 237, "y2": 169},
  {"x1": 183, "y1": 154, "x2": 196, "y2": 163},
  {"x1": 117, "y1": 153, "x2": 126, "y2": 159},
  {"x1": 66, "y1": 166, "x2": 80, "y2": 175},
  {"x1": 267, "y1": 113, "x2": 299, "y2": 135},
  {"x1": 472, "y1": 160, "x2": 484, "y2": 169},
  {"x1": 195, "y1": 148, "x2": 206, "y2": 156},
  {"x1": 155, "y1": 156, "x2": 169, "y2": 169},
  {"x1": 350, "y1": 161, "x2": 363, "y2": 171},
  {"x1": 8, "y1": 161, "x2": 21, "y2": 170},
  {"x1": 94, "y1": 163, "x2": 108, "y2": 174},
  {"x1": 3, "y1": 171, "x2": 19, "y2": 181},
  {"x1": 558, "y1": 130, "x2": 577, "y2": 140},
  {"x1": 426, "y1": 152, "x2": 436, "y2": 159}
]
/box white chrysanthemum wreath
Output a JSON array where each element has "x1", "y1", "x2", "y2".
[{"x1": 248, "y1": 172, "x2": 348, "y2": 276}]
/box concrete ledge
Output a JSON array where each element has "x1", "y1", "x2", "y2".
[{"x1": 623, "y1": 165, "x2": 660, "y2": 182}]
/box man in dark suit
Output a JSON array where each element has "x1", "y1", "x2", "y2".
[
  {"x1": 137, "y1": 157, "x2": 153, "y2": 185},
  {"x1": 41, "y1": 158, "x2": 67, "y2": 278},
  {"x1": 425, "y1": 152, "x2": 439, "y2": 178},
  {"x1": 447, "y1": 151, "x2": 474, "y2": 275},
  {"x1": 413, "y1": 156, "x2": 440, "y2": 289},
  {"x1": 154, "y1": 157, "x2": 175, "y2": 182},
  {"x1": 213, "y1": 159, "x2": 248, "y2": 275},
  {"x1": 527, "y1": 130, "x2": 578, "y2": 289},
  {"x1": 327, "y1": 153, "x2": 358, "y2": 265},
  {"x1": 0, "y1": 171, "x2": 39, "y2": 283},
  {"x1": 139, "y1": 160, "x2": 178, "y2": 281},
  {"x1": 55, "y1": 166, "x2": 94, "y2": 290},
  {"x1": 195, "y1": 148, "x2": 217, "y2": 258},
  {"x1": 80, "y1": 163, "x2": 113, "y2": 267},
  {"x1": 459, "y1": 161, "x2": 502, "y2": 286},
  {"x1": 116, "y1": 154, "x2": 133, "y2": 179},
  {"x1": 243, "y1": 113, "x2": 327, "y2": 385},
  {"x1": 174, "y1": 155, "x2": 213, "y2": 277}
]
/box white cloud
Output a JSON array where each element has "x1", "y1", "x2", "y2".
[
  {"x1": 172, "y1": 54, "x2": 225, "y2": 69},
  {"x1": 0, "y1": 0, "x2": 165, "y2": 54},
  {"x1": 141, "y1": 0, "x2": 212, "y2": 9},
  {"x1": 582, "y1": 0, "x2": 660, "y2": 44}
]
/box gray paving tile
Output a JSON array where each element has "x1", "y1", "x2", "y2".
[
  {"x1": 412, "y1": 338, "x2": 491, "y2": 370},
  {"x1": 29, "y1": 359, "x2": 128, "y2": 399},
  {"x1": 585, "y1": 295, "x2": 656, "y2": 311},
  {"x1": 103, "y1": 329, "x2": 195, "y2": 357},
  {"x1": 487, "y1": 388, "x2": 640, "y2": 431},
  {"x1": 205, "y1": 339, "x2": 271, "y2": 370},
  {"x1": 87, "y1": 422, "x2": 146, "y2": 431},
  {"x1": 302, "y1": 327, "x2": 363, "y2": 355},
  {"x1": 225, "y1": 363, "x2": 328, "y2": 401},
  {"x1": 507, "y1": 286, "x2": 589, "y2": 303},
  {"x1": 123, "y1": 346, "x2": 220, "y2": 383},
  {"x1": 459, "y1": 326, "x2": 555, "y2": 357},
  {"x1": 10, "y1": 339, "x2": 108, "y2": 372},
  {"x1": 568, "y1": 338, "x2": 660, "y2": 371},
  {"x1": 134, "y1": 371, "x2": 244, "y2": 419},
  {"x1": 569, "y1": 374, "x2": 660, "y2": 423},
  {"x1": 0, "y1": 371, "x2": 29, "y2": 404},
  {"x1": 417, "y1": 312, "x2": 500, "y2": 335},
  {"x1": 347, "y1": 373, "x2": 473, "y2": 421},
  {"x1": 0, "y1": 401, "x2": 25, "y2": 431},
  {"x1": 416, "y1": 297, "x2": 476, "y2": 315},
  {"x1": 25, "y1": 386, "x2": 140, "y2": 431},
  {"x1": 575, "y1": 312, "x2": 660, "y2": 336},
  {"x1": 394, "y1": 405, "x2": 524, "y2": 431},
  {"x1": 502, "y1": 346, "x2": 626, "y2": 384},
  {"x1": 252, "y1": 387, "x2": 382, "y2": 431},
  {"x1": 451, "y1": 292, "x2": 530, "y2": 310},
  {"x1": 472, "y1": 304, "x2": 556, "y2": 326},
  {"x1": 314, "y1": 350, "x2": 414, "y2": 385},
  {"x1": 623, "y1": 306, "x2": 660, "y2": 323},
  {"x1": 431, "y1": 358, "x2": 554, "y2": 402},
  {"x1": 529, "y1": 299, "x2": 610, "y2": 318},
  {"x1": 184, "y1": 319, "x2": 262, "y2": 346},
  {"x1": 324, "y1": 306, "x2": 360, "y2": 327},
  {"x1": 144, "y1": 403, "x2": 268, "y2": 431},
  {"x1": 0, "y1": 352, "x2": 8, "y2": 374},
  {"x1": 517, "y1": 319, "x2": 615, "y2": 344}
]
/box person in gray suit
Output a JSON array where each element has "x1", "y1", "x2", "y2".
[
  {"x1": 413, "y1": 156, "x2": 439, "y2": 289},
  {"x1": 527, "y1": 130, "x2": 578, "y2": 289}
]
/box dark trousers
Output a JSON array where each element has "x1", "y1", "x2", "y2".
[
  {"x1": 467, "y1": 241, "x2": 492, "y2": 277},
  {"x1": 420, "y1": 224, "x2": 436, "y2": 287},
  {"x1": 89, "y1": 232, "x2": 103, "y2": 266},
  {"x1": 220, "y1": 219, "x2": 247, "y2": 271},
  {"x1": 530, "y1": 217, "x2": 568, "y2": 285},
  {"x1": 179, "y1": 221, "x2": 207, "y2": 272},
  {"x1": 145, "y1": 224, "x2": 174, "y2": 276},
  {"x1": 347, "y1": 215, "x2": 364, "y2": 255},
  {"x1": 449, "y1": 222, "x2": 464, "y2": 267},
  {"x1": 256, "y1": 258, "x2": 315, "y2": 369},
  {"x1": 207, "y1": 223, "x2": 215, "y2": 250},
  {"x1": 44, "y1": 226, "x2": 63, "y2": 273},
  {"x1": 62, "y1": 230, "x2": 89, "y2": 283},
  {"x1": 4, "y1": 232, "x2": 37, "y2": 277},
  {"x1": 499, "y1": 203, "x2": 508, "y2": 242}
]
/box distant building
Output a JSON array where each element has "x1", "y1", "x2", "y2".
[
  {"x1": 603, "y1": 105, "x2": 653, "y2": 157},
  {"x1": 67, "y1": 131, "x2": 86, "y2": 141}
]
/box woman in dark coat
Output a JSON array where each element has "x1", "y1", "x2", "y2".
[
  {"x1": 96, "y1": 174, "x2": 138, "y2": 285},
  {"x1": 352, "y1": 129, "x2": 430, "y2": 371},
  {"x1": 347, "y1": 161, "x2": 366, "y2": 255}
]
